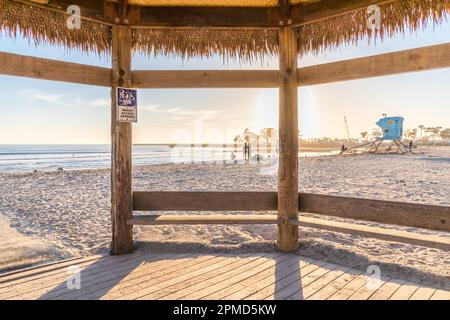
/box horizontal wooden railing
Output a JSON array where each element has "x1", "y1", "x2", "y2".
[
  {"x1": 132, "y1": 70, "x2": 279, "y2": 88},
  {"x1": 127, "y1": 214, "x2": 450, "y2": 250},
  {"x1": 298, "y1": 42, "x2": 450, "y2": 86},
  {"x1": 0, "y1": 52, "x2": 111, "y2": 87},
  {"x1": 2, "y1": 43, "x2": 450, "y2": 88},
  {"x1": 133, "y1": 191, "x2": 450, "y2": 232}
]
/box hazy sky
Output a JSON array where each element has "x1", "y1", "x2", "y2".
[{"x1": 0, "y1": 19, "x2": 449, "y2": 144}]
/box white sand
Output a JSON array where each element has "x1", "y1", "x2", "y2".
[
  {"x1": 0, "y1": 146, "x2": 449, "y2": 287},
  {"x1": 0, "y1": 216, "x2": 68, "y2": 273}
]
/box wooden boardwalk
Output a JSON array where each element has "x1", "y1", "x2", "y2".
[{"x1": 0, "y1": 252, "x2": 449, "y2": 300}]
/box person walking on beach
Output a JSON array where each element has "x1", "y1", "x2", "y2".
[{"x1": 243, "y1": 142, "x2": 248, "y2": 161}]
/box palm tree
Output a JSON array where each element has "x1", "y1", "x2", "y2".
[
  {"x1": 433, "y1": 127, "x2": 443, "y2": 140},
  {"x1": 440, "y1": 128, "x2": 450, "y2": 141},
  {"x1": 360, "y1": 131, "x2": 368, "y2": 142}
]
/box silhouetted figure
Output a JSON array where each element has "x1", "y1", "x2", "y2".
[
  {"x1": 340, "y1": 144, "x2": 348, "y2": 154},
  {"x1": 243, "y1": 142, "x2": 248, "y2": 160}
]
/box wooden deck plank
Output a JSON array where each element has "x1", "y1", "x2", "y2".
[
  {"x1": 189, "y1": 254, "x2": 291, "y2": 300},
  {"x1": 42, "y1": 253, "x2": 198, "y2": 300},
  {"x1": 0, "y1": 255, "x2": 178, "y2": 296},
  {"x1": 264, "y1": 263, "x2": 339, "y2": 300},
  {"x1": 0, "y1": 255, "x2": 100, "y2": 283},
  {"x1": 83, "y1": 254, "x2": 221, "y2": 300},
  {"x1": 194, "y1": 254, "x2": 297, "y2": 300},
  {"x1": 148, "y1": 254, "x2": 279, "y2": 300},
  {"x1": 409, "y1": 287, "x2": 437, "y2": 300},
  {"x1": 5, "y1": 253, "x2": 181, "y2": 300},
  {"x1": 245, "y1": 260, "x2": 328, "y2": 300},
  {"x1": 160, "y1": 254, "x2": 273, "y2": 300},
  {"x1": 0, "y1": 251, "x2": 154, "y2": 291},
  {"x1": 307, "y1": 269, "x2": 362, "y2": 300},
  {"x1": 220, "y1": 256, "x2": 313, "y2": 300},
  {"x1": 369, "y1": 279, "x2": 406, "y2": 300},
  {"x1": 389, "y1": 282, "x2": 421, "y2": 300},
  {"x1": 176, "y1": 254, "x2": 284, "y2": 300},
  {"x1": 430, "y1": 289, "x2": 450, "y2": 300},
  {"x1": 135, "y1": 254, "x2": 257, "y2": 300},
  {"x1": 0, "y1": 252, "x2": 170, "y2": 299},
  {"x1": 0, "y1": 254, "x2": 113, "y2": 288},
  {"x1": 223, "y1": 257, "x2": 314, "y2": 300},
  {"x1": 126, "y1": 254, "x2": 264, "y2": 300},
  {"x1": 62, "y1": 253, "x2": 212, "y2": 300},
  {"x1": 286, "y1": 265, "x2": 352, "y2": 300},
  {"x1": 0, "y1": 252, "x2": 446, "y2": 300},
  {"x1": 327, "y1": 275, "x2": 368, "y2": 300},
  {"x1": 347, "y1": 276, "x2": 391, "y2": 300},
  {"x1": 116, "y1": 255, "x2": 239, "y2": 300}
]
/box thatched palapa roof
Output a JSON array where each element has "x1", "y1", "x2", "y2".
[{"x1": 0, "y1": 0, "x2": 449, "y2": 61}]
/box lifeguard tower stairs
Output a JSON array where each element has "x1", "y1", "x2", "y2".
[{"x1": 341, "y1": 116, "x2": 412, "y2": 155}]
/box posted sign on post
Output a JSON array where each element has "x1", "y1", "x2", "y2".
[{"x1": 117, "y1": 87, "x2": 137, "y2": 122}]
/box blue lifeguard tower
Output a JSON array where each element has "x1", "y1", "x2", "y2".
[
  {"x1": 376, "y1": 116, "x2": 404, "y2": 141},
  {"x1": 341, "y1": 115, "x2": 412, "y2": 154}
]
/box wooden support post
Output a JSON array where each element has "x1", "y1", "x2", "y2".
[
  {"x1": 277, "y1": 25, "x2": 299, "y2": 252},
  {"x1": 111, "y1": 25, "x2": 134, "y2": 255}
]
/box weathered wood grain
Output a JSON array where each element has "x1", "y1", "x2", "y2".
[
  {"x1": 277, "y1": 25, "x2": 299, "y2": 252},
  {"x1": 299, "y1": 43, "x2": 450, "y2": 86},
  {"x1": 110, "y1": 25, "x2": 134, "y2": 255},
  {"x1": 0, "y1": 52, "x2": 111, "y2": 87},
  {"x1": 132, "y1": 191, "x2": 450, "y2": 232}
]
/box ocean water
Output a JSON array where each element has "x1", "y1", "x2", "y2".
[{"x1": 0, "y1": 144, "x2": 336, "y2": 173}]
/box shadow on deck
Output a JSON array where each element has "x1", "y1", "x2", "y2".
[{"x1": 0, "y1": 242, "x2": 448, "y2": 300}]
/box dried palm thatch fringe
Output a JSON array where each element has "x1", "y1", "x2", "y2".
[
  {"x1": 133, "y1": 0, "x2": 449, "y2": 61},
  {"x1": 0, "y1": 0, "x2": 111, "y2": 56},
  {"x1": 298, "y1": 0, "x2": 450, "y2": 56},
  {"x1": 132, "y1": 28, "x2": 279, "y2": 63},
  {"x1": 0, "y1": 0, "x2": 448, "y2": 61}
]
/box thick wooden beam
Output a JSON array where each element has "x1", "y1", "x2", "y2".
[
  {"x1": 299, "y1": 193, "x2": 450, "y2": 233},
  {"x1": 133, "y1": 191, "x2": 277, "y2": 211},
  {"x1": 132, "y1": 192, "x2": 450, "y2": 232},
  {"x1": 132, "y1": 0, "x2": 390, "y2": 28},
  {"x1": 110, "y1": 25, "x2": 134, "y2": 255},
  {"x1": 12, "y1": 0, "x2": 398, "y2": 28},
  {"x1": 132, "y1": 70, "x2": 279, "y2": 88},
  {"x1": 277, "y1": 25, "x2": 299, "y2": 252},
  {"x1": 298, "y1": 216, "x2": 450, "y2": 251},
  {"x1": 2, "y1": 43, "x2": 449, "y2": 89},
  {"x1": 131, "y1": 43, "x2": 450, "y2": 89},
  {"x1": 0, "y1": 52, "x2": 111, "y2": 87},
  {"x1": 298, "y1": 43, "x2": 450, "y2": 86},
  {"x1": 128, "y1": 214, "x2": 278, "y2": 225},
  {"x1": 127, "y1": 214, "x2": 450, "y2": 250},
  {"x1": 298, "y1": 0, "x2": 397, "y2": 25},
  {"x1": 137, "y1": 6, "x2": 280, "y2": 29}
]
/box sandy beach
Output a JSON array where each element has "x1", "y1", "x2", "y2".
[{"x1": 0, "y1": 147, "x2": 449, "y2": 287}]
